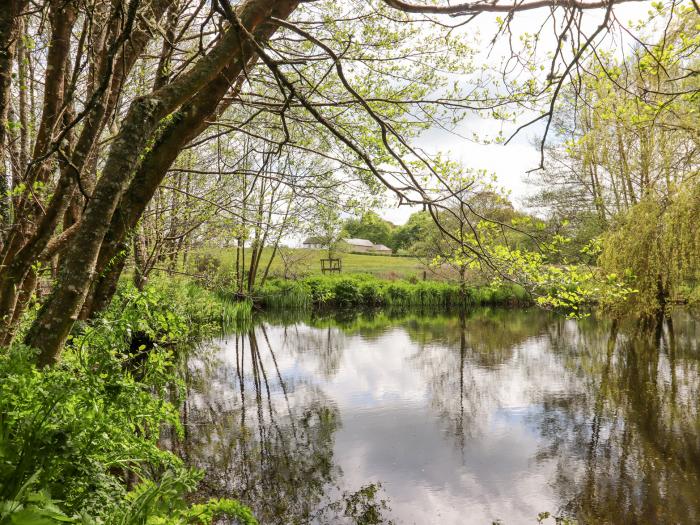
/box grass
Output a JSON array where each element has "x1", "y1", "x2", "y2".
[
  {"x1": 186, "y1": 247, "x2": 531, "y2": 311},
  {"x1": 195, "y1": 246, "x2": 427, "y2": 280}
]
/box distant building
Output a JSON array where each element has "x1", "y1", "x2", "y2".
[
  {"x1": 372, "y1": 244, "x2": 392, "y2": 254},
  {"x1": 302, "y1": 236, "x2": 325, "y2": 249},
  {"x1": 302, "y1": 237, "x2": 393, "y2": 254},
  {"x1": 342, "y1": 238, "x2": 375, "y2": 253}
]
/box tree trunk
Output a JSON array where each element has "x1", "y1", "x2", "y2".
[
  {"x1": 27, "y1": 0, "x2": 300, "y2": 364},
  {"x1": 0, "y1": 0, "x2": 25, "y2": 238},
  {"x1": 82, "y1": 1, "x2": 298, "y2": 318},
  {"x1": 0, "y1": 0, "x2": 174, "y2": 338}
]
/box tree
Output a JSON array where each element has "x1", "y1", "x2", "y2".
[
  {"x1": 392, "y1": 211, "x2": 432, "y2": 252},
  {"x1": 600, "y1": 183, "x2": 700, "y2": 317},
  {"x1": 342, "y1": 212, "x2": 394, "y2": 248},
  {"x1": 0, "y1": 0, "x2": 682, "y2": 364},
  {"x1": 529, "y1": 4, "x2": 700, "y2": 315},
  {"x1": 307, "y1": 202, "x2": 346, "y2": 260}
]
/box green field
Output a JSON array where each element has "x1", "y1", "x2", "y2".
[{"x1": 197, "y1": 246, "x2": 429, "y2": 280}]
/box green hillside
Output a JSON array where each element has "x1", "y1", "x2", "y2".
[{"x1": 198, "y1": 247, "x2": 428, "y2": 280}]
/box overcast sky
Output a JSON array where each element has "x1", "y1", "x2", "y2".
[{"x1": 377, "y1": 1, "x2": 655, "y2": 225}]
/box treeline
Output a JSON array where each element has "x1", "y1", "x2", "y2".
[
  {"x1": 340, "y1": 210, "x2": 429, "y2": 252},
  {"x1": 341, "y1": 192, "x2": 540, "y2": 256}
]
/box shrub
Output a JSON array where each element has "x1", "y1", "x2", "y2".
[
  {"x1": 359, "y1": 281, "x2": 382, "y2": 306},
  {"x1": 306, "y1": 277, "x2": 335, "y2": 305},
  {"x1": 382, "y1": 282, "x2": 411, "y2": 307},
  {"x1": 334, "y1": 279, "x2": 362, "y2": 305},
  {"x1": 0, "y1": 346, "x2": 256, "y2": 525},
  {"x1": 255, "y1": 275, "x2": 531, "y2": 310},
  {"x1": 0, "y1": 280, "x2": 257, "y2": 524},
  {"x1": 107, "y1": 275, "x2": 249, "y2": 342},
  {"x1": 688, "y1": 285, "x2": 700, "y2": 308}
]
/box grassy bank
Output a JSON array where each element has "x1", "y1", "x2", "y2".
[{"x1": 255, "y1": 274, "x2": 531, "y2": 310}]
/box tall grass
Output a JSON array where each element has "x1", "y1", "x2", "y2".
[
  {"x1": 256, "y1": 275, "x2": 530, "y2": 310},
  {"x1": 134, "y1": 275, "x2": 254, "y2": 334},
  {"x1": 216, "y1": 292, "x2": 254, "y2": 331}
]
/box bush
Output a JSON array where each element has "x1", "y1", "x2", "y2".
[
  {"x1": 0, "y1": 280, "x2": 257, "y2": 524},
  {"x1": 306, "y1": 277, "x2": 335, "y2": 305},
  {"x1": 255, "y1": 275, "x2": 531, "y2": 310},
  {"x1": 359, "y1": 281, "x2": 382, "y2": 306},
  {"x1": 383, "y1": 282, "x2": 410, "y2": 307},
  {"x1": 334, "y1": 279, "x2": 362, "y2": 305}
]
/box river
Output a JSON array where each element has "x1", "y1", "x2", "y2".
[{"x1": 178, "y1": 308, "x2": 700, "y2": 524}]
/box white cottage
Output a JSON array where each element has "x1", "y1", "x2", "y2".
[{"x1": 342, "y1": 238, "x2": 376, "y2": 253}]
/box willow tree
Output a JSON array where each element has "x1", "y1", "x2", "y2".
[
  {"x1": 0, "y1": 0, "x2": 680, "y2": 365},
  {"x1": 600, "y1": 182, "x2": 700, "y2": 316},
  {"x1": 528, "y1": 3, "x2": 699, "y2": 315}
]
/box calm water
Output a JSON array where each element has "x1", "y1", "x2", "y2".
[{"x1": 179, "y1": 308, "x2": 700, "y2": 524}]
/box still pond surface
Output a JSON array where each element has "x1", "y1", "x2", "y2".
[{"x1": 180, "y1": 308, "x2": 700, "y2": 524}]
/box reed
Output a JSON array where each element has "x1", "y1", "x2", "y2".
[{"x1": 256, "y1": 275, "x2": 530, "y2": 310}]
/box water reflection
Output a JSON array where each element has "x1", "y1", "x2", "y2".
[
  {"x1": 182, "y1": 308, "x2": 700, "y2": 524},
  {"x1": 539, "y1": 316, "x2": 700, "y2": 524},
  {"x1": 181, "y1": 328, "x2": 341, "y2": 524}
]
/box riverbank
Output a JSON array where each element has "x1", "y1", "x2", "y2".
[{"x1": 254, "y1": 275, "x2": 531, "y2": 310}]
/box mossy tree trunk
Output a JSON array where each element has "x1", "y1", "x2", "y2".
[{"x1": 24, "y1": 0, "x2": 299, "y2": 365}]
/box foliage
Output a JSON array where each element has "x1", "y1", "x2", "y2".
[
  {"x1": 256, "y1": 274, "x2": 530, "y2": 310},
  {"x1": 392, "y1": 186, "x2": 635, "y2": 316},
  {"x1": 526, "y1": 4, "x2": 699, "y2": 315},
  {"x1": 0, "y1": 281, "x2": 256, "y2": 524},
  {"x1": 600, "y1": 183, "x2": 700, "y2": 316},
  {"x1": 342, "y1": 212, "x2": 395, "y2": 249},
  {"x1": 475, "y1": 228, "x2": 636, "y2": 317},
  {"x1": 391, "y1": 211, "x2": 433, "y2": 253},
  {"x1": 191, "y1": 254, "x2": 223, "y2": 286},
  {"x1": 105, "y1": 275, "x2": 248, "y2": 341}
]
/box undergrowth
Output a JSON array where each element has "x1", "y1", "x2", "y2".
[{"x1": 0, "y1": 278, "x2": 256, "y2": 525}]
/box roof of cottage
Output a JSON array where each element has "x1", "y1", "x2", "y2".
[
  {"x1": 302, "y1": 237, "x2": 324, "y2": 245},
  {"x1": 343, "y1": 238, "x2": 375, "y2": 247}
]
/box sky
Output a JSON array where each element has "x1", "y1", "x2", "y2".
[{"x1": 376, "y1": 1, "x2": 656, "y2": 226}]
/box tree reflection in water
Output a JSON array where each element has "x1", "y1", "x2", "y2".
[
  {"x1": 180, "y1": 327, "x2": 340, "y2": 524},
  {"x1": 177, "y1": 308, "x2": 700, "y2": 524},
  {"x1": 410, "y1": 309, "x2": 700, "y2": 522},
  {"x1": 536, "y1": 314, "x2": 700, "y2": 524},
  {"x1": 179, "y1": 325, "x2": 394, "y2": 524}
]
